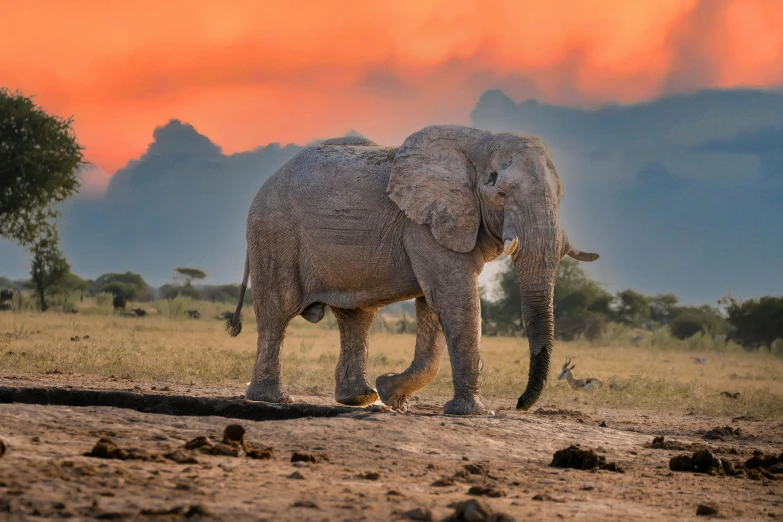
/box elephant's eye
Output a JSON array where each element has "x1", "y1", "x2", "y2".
[
  {"x1": 497, "y1": 190, "x2": 507, "y2": 198},
  {"x1": 487, "y1": 171, "x2": 498, "y2": 185}
]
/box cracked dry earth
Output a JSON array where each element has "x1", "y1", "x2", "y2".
[{"x1": 0, "y1": 377, "x2": 781, "y2": 521}]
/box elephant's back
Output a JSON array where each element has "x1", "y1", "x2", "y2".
[{"x1": 255, "y1": 144, "x2": 397, "y2": 210}]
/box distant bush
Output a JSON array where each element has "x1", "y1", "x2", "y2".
[{"x1": 721, "y1": 295, "x2": 783, "y2": 350}]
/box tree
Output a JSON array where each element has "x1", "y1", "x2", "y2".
[
  {"x1": 613, "y1": 289, "x2": 651, "y2": 327},
  {"x1": 649, "y1": 293, "x2": 679, "y2": 325},
  {"x1": 0, "y1": 89, "x2": 84, "y2": 247},
  {"x1": 91, "y1": 272, "x2": 149, "y2": 301},
  {"x1": 29, "y1": 228, "x2": 69, "y2": 311},
  {"x1": 720, "y1": 295, "x2": 783, "y2": 349},
  {"x1": 668, "y1": 305, "x2": 725, "y2": 339},
  {"x1": 173, "y1": 267, "x2": 207, "y2": 286}
]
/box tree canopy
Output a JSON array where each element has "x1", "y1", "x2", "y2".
[
  {"x1": 0, "y1": 88, "x2": 84, "y2": 246},
  {"x1": 174, "y1": 267, "x2": 207, "y2": 286},
  {"x1": 91, "y1": 272, "x2": 149, "y2": 301},
  {"x1": 721, "y1": 295, "x2": 783, "y2": 349}
]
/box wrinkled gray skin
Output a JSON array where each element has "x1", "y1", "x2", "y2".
[{"x1": 226, "y1": 126, "x2": 598, "y2": 414}]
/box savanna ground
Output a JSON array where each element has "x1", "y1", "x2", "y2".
[{"x1": 1, "y1": 300, "x2": 782, "y2": 520}]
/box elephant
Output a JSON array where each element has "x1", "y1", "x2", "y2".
[{"x1": 225, "y1": 125, "x2": 599, "y2": 415}]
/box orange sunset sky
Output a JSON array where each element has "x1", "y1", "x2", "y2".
[{"x1": 3, "y1": 0, "x2": 783, "y2": 186}]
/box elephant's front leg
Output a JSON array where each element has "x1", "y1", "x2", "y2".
[
  {"x1": 331, "y1": 307, "x2": 380, "y2": 406},
  {"x1": 434, "y1": 289, "x2": 488, "y2": 415},
  {"x1": 407, "y1": 240, "x2": 488, "y2": 414},
  {"x1": 376, "y1": 296, "x2": 445, "y2": 411}
]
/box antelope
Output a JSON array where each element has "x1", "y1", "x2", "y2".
[{"x1": 557, "y1": 357, "x2": 609, "y2": 390}]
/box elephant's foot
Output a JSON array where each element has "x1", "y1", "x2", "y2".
[
  {"x1": 443, "y1": 395, "x2": 488, "y2": 415},
  {"x1": 376, "y1": 373, "x2": 412, "y2": 411},
  {"x1": 246, "y1": 381, "x2": 294, "y2": 403},
  {"x1": 335, "y1": 379, "x2": 379, "y2": 406}
]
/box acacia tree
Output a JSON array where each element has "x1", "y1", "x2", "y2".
[
  {"x1": 174, "y1": 267, "x2": 207, "y2": 287},
  {"x1": 0, "y1": 88, "x2": 84, "y2": 246},
  {"x1": 29, "y1": 228, "x2": 69, "y2": 311}
]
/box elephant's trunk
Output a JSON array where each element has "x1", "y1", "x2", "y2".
[{"x1": 515, "y1": 279, "x2": 555, "y2": 411}]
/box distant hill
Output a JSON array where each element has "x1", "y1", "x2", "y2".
[{"x1": 1, "y1": 89, "x2": 781, "y2": 303}]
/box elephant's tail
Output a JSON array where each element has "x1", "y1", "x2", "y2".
[{"x1": 225, "y1": 251, "x2": 249, "y2": 337}]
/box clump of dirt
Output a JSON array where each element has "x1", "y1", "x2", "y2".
[
  {"x1": 647, "y1": 436, "x2": 747, "y2": 457},
  {"x1": 670, "y1": 449, "x2": 780, "y2": 480},
  {"x1": 357, "y1": 471, "x2": 380, "y2": 481},
  {"x1": 648, "y1": 435, "x2": 698, "y2": 451},
  {"x1": 163, "y1": 449, "x2": 199, "y2": 464},
  {"x1": 291, "y1": 451, "x2": 326, "y2": 463},
  {"x1": 744, "y1": 449, "x2": 782, "y2": 470},
  {"x1": 444, "y1": 499, "x2": 514, "y2": 521},
  {"x1": 139, "y1": 505, "x2": 210, "y2": 517},
  {"x1": 85, "y1": 437, "x2": 165, "y2": 462},
  {"x1": 467, "y1": 485, "x2": 506, "y2": 498},
  {"x1": 182, "y1": 424, "x2": 274, "y2": 459},
  {"x1": 0, "y1": 438, "x2": 5, "y2": 458},
  {"x1": 184, "y1": 436, "x2": 214, "y2": 453},
  {"x1": 532, "y1": 493, "x2": 564, "y2": 502},
  {"x1": 703, "y1": 426, "x2": 742, "y2": 440},
  {"x1": 696, "y1": 504, "x2": 719, "y2": 516},
  {"x1": 535, "y1": 407, "x2": 586, "y2": 421},
  {"x1": 432, "y1": 462, "x2": 503, "y2": 489},
  {"x1": 720, "y1": 391, "x2": 740, "y2": 399},
  {"x1": 291, "y1": 500, "x2": 319, "y2": 509},
  {"x1": 550, "y1": 445, "x2": 625, "y2": 473}
]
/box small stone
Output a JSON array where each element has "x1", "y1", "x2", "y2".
[
  {"x1": 288, "y1": 471, "x2": 306, "y2": 480},
  {"x1": 768, "y1": 463, "x2": 783, "y2": 474},
  {"x1": 358, "y1": 471, "x2": 380, "y2": 480},
  {"x1": 696, "y1": 504, "x2": 719, "y2": 516},
  {"x1": 599, "y1": 420, "x2": 607, "y2": 428},
  {"x1": 0, "y1": 439, "x2": 5, "y2": 458}
]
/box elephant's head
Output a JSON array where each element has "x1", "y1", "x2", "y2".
[{"x1": 388, "y1": 125, "x2": 598, "y2": 411}]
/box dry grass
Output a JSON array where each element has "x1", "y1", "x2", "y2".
[{"x1": 1, "y1": 301, "x2": 782, "y2": 419}]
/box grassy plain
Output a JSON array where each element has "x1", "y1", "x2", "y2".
[{"x1": 1, "y1": 298, "x2": 781, "y2": 419}]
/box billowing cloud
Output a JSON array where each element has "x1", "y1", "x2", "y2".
[{"x1": 2, "y1": 0, "x2": 782, "y2": 177}]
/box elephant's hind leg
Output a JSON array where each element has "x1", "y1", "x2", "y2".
[
  {"x1": 376, "y1": 297, "x2": 446, "y2": 411},
  {"x1": 332, "y1": 307, "x2": 380, "y2": 406},
  {"x1": 246, "y1": 271, "x2": 299, "y2": 403}
]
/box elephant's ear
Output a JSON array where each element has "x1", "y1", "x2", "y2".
[{"x1": 388, "y1": 125, "x2": 486, "y2": 253}]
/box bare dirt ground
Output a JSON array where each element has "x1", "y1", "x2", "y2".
[{"x1": 0, "y1": 374, "x2": 781, "y2": 521}]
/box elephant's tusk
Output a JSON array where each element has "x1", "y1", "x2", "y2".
[
  {"x1": 567, "y1": 248, "x2": 599, "y2": 262},
  {"x1": 503, "y1": 237, "x2": 519, "y2": 255}
]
